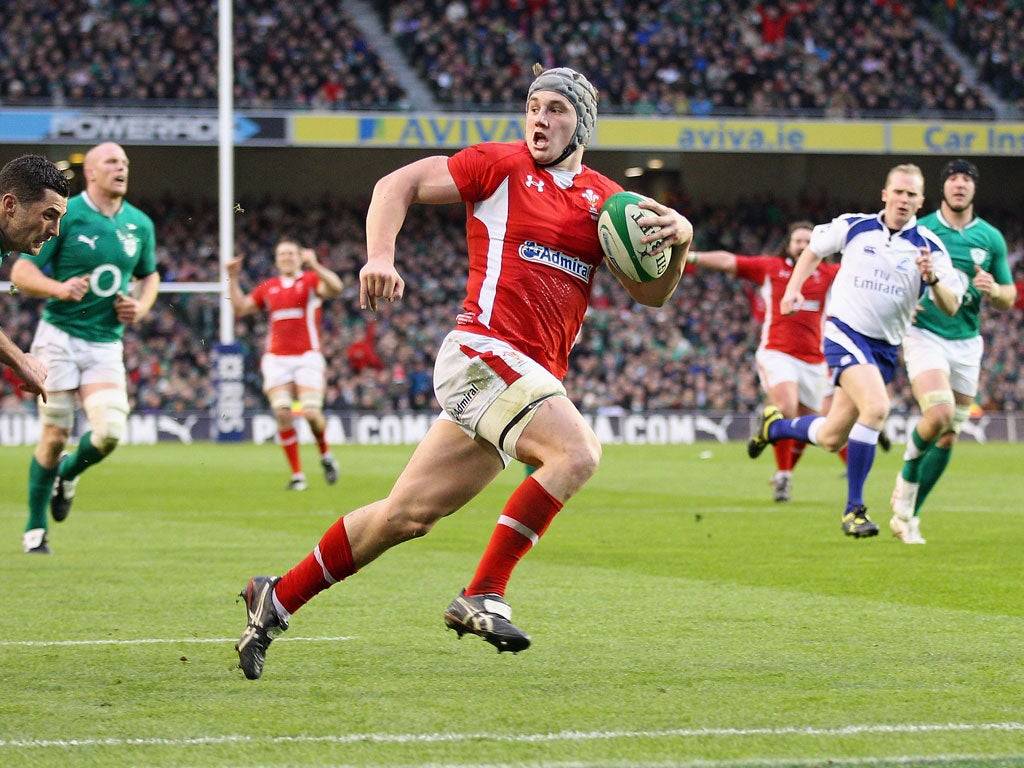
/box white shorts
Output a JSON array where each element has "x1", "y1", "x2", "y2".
[
  {"x1": 433, "y1": 330, "x2": 566, "y2": 464},
  {"x1": 30, "y1": 319, "x2": 126, "y2": 391},
  {"x1": 902, "y1": 326, "x2": 983, "y2": 398},
  {"x1": 260, "y1": 351, "x2": 326, "y2": 392},
  {"x1": 755, "y1": 348, "x2": 829, "y2": 411}
]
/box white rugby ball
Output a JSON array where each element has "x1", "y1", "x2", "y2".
[{"x1": 597, "y1": 191, "x2": 672, "y2": 282}]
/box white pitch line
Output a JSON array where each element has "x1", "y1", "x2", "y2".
[
  {"x1": 0, "y1": 636, "x2": 353, "y2": 648},
  {"x1": 1, "y1": 722, "x2": 1022, "y2": 750}
]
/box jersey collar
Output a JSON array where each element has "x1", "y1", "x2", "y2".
[
  {"x1": 81, "y1": 190, "x2": 124, "y2": 219},
  {"x1": 876, "y1": 210, "x2": 918, "y2": 234},
  {"x1": 935, "y1": 208, "x2": 977, "y2": 231}
]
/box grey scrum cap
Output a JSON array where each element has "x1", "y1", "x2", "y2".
[{"x1": 527, "y1": 65, "x2": 599, "y2": 165}]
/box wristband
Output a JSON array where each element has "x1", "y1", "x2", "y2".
[
  {"x1": 686, "y1": 251, "x2": 699, "y2": 265},
  {"x1": 925, "y1": 275, "x2": 939, "y2": 286}
]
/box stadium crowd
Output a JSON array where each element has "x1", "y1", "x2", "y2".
[
  {"x1": 0, "y1": 0, "x2": 407, "y2": 109},
  {"x1": 943, "y1": 1, "x2": 1024, "y2": 110},
  {"x1": 3, "y1": 1, "x2": 1019, "y2": 117},
  {"x1": 380, "y1": 0, "x2": 998, "y2": 117},
  {"x1": 3, "y1": 195, "x2": 1022, "y2": 418}
]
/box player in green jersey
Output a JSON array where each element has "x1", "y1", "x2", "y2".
[
  {"x1": 0, "y1": 155, "x2": 70, "y2": 401},
  {"x1": 11, "y1": 143, "x2": 160, "y2": 554},
  {"x1": 890, "y1": 159, "x2": 1016, "y2": 544}
]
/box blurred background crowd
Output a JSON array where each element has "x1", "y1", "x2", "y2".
[
  {"x1": 1, "y1": 0, "x2": 1022, "y2": 419},
  {"x1": 2, "y1": 1, "x2": 1021, "y2": 117},
  {"x1": 3, "y1": 194, "x2": 1022, "y2": 418}
]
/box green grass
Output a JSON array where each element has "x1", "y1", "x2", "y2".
[{"x1": 2, "y1": 441, "x2": 1023, "y2": 768}]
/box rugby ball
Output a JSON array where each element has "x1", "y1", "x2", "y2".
[{"x1": 597, "y1": 191, "x2": 671, "y2": 282}]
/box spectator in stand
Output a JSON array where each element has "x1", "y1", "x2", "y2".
[
  {"x1": 687, "y1": 220, "x2": 839, "y2": 503},
  {"x1": 227, "y1": 239, "x2": 344, "y2": 491},
  {"x1": 346, "y1": 319, "x2": 385, "y2": 373}
]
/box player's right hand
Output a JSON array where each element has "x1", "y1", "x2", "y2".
[
  {"x1": 226, "y1": 257, "x2": 243, "y2": 277},
  {"x1": 780, "y1": 288, "x2": 804, "y2": 315},
  {"x1": 359, "y1": 257, "x2": 405, "y2": 311},
  {"x1": 15, "y1": 353, "x2": 48, "y2": 402},
  {"x1": 60, "y1": 276, "x2": 89, "y2": 302}
]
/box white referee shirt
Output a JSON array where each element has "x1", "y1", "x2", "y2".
[{"x1": 810, "y1": 212, "x2": 966, "y2": 345}]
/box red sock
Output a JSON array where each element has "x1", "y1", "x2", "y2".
[
  {"x1": 279, "y1": 428, "x2": 302, "y2": 474},
  {"x1": 312, "y1": 427, "x2": 329, "y2": 455},
  {"x1": 838, "y1": 444, "x2": 848, "y2": 466},
  {"x1": 791, "y1": 441, "x2": 806, "y2": 470},
  {"x1": 465, "y1": 475, "x2": 563, "y2": 598},
  {"x1": 275, "y1": 517, "x2": 356, "y2": 615},
  {"x1": 772, "y1": 439, "x2": 794, "y2": 472}
]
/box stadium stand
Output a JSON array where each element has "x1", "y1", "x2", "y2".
[
  {"x1": 374, "y1": 0, "x2": 1005, "y2": 118},
  {"x1": 4, "y1": 195, "x2": 1019, "y2": 418},
  {"x1": 3, "y1": 2, "x2": 1020, "y2": 116},
  {"x1": 0, "y1": 0, "x2": 408, "y2": 109},
  {"x1": 1, "y1": 2, "x2": 1021, "y2": 422},
  {"x1": 943, "y1": 1, "x2": 1024, "y2": 112}
]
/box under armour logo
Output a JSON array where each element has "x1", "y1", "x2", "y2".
[
  {"x1": 77, "y1": 234, "x2": 99, "y2": 250},
  {"x1": 524, "y1": 175, "x2": 545, "y2": 192}
]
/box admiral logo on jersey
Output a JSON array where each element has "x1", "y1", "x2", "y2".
[{"x1": 518, "y1": 240, "x2": 594, "y2": 283}]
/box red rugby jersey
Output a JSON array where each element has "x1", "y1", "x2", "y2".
[
  {"x1": 251, "y1": 270, "x2": 324, "y2": 355},
  {"x1": 447, "y1": 141, "x2": 623, "y2": 378},
  {"x1": 734, "y1": 255, "x2": 840, "y2": 363}
]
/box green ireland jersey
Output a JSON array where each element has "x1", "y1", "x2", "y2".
[
  {"x1": 24, "y1": 192, "x2": 157, "y2": 342},
  {"x1": 915, "y1": 210, "x2": 1010, "y2": 340}
]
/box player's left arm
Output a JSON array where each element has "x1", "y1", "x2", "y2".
[
  {"x1": 614, "y1": 199, "x2": 693, "y2": 307},
  {"x1": 302, "y1": 248, "x2": 344, "y2": 299},
  {"x1": 971, "y1": 232, "x2": 1015, "y2": 310}
]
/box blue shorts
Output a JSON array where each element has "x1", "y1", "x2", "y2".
[{"x1": 823, "y1": 317, "x2": 899, "y2": 385}]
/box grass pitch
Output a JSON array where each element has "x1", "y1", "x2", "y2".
[{"x1": 1, "y1": 440, "x2": 1023, "y2": 768}]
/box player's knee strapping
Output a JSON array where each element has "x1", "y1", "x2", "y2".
[
  {"x1": 268, "y1": 390, "x2": 294, "y2": 411},
  {"x1": 916, "y1": 388, "x2": 955, "y2": 413},
  {"x1": 298, "y1": 391, "x2": 324, "y2": 411},
  {"x1": 39, "y1": 391, "x2": 77, "y2": 430},
  {"x1": 83, "y1": 389, "x2": 130, "y2": 452},
  {"x1": 951, "y1": 403, "x2": 971, "y2": 435},
  {"x1": 476, "y1": 369, "x2": 567, "y2": 459}
]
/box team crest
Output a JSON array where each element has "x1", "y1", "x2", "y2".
[
  {"x1": 970, "y1": 247, "x2": 987, "y2": 265},
  {"x1": 582, "y1": 188, "x2": 601, "y2": 217},
  {"x1": 115, "y1": 229, "x2": 139, "y2": 258}
]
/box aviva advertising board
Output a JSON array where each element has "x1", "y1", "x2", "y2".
[
  {"x1": 1, "y1": 109, "x2": 1022, "y2": 155},
  {"x1": 291, "y1": 114, "x2": 1024, "y2": 155}
]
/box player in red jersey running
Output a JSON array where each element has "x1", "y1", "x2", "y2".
[
  {"x1": 688, "y1": 221, "x2": 839, "y2": 502},
  {"x1": 234, "y1": 65, "x2": 694, "y2": 679},
  {"x1": 227, "y1": 240, "x2": 344, "y2": 490}
]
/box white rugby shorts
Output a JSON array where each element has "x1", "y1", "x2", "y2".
[
  {"x1": 30, "y1": 319, "x2": 126, "y2": 391},
  {"x1": 433, "y1": 330, "x2": 566, "y2": 464},
  {"x1": 260, "y1": 350, "x2": 327, "y2": 392},
  {"x1": 902, "y1": 326, "x2": 983, "y2": 398},
  {"x1": 755, "y1": 348, "x2": 829, "y2": 411}
]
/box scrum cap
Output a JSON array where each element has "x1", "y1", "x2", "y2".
[
  {"x1": 941, "y1": 158, "x2": 979, "y2": 183},
  {"x1": 527, "y1": 64, "x2": 598, "y2": 166}
]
